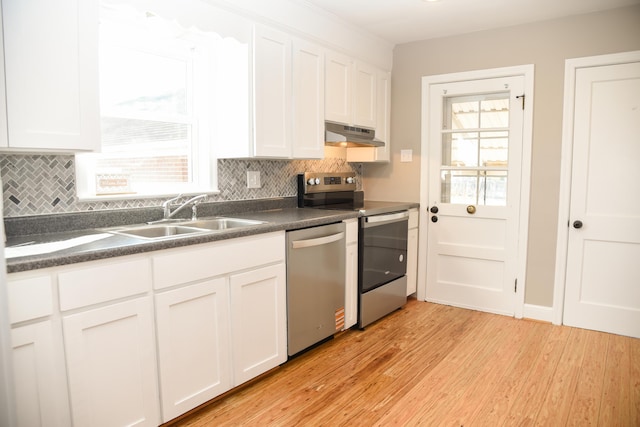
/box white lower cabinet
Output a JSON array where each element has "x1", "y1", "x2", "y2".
[
  {"x1": 230, "y1": 263, "x2": 287, "y2": 386},
  {"x1": 155, "y1": 278, "x2": 231, "y2": 421},
  {"x1": 344, "y1": 219, "x2": 358, "y2": 330},
  {"x1": 63, "y1": 297, "x2": 160, "y2": 427},
  {"x1": 12, "y1": 320, "x2": 70, "y2": 427},
  {"x1": 407, "y1": 208, "x2": 419, "y2": 296},
  {"x1": 8, "y1": 232, "x2": 288, "y2": 426},
  {"x1": 152, "y1": 232, "x2": 286, "y2": 422}
]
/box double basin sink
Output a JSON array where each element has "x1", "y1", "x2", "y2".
[{"x1": 107, "y1": 217, "x2": 266, "y2": 240}]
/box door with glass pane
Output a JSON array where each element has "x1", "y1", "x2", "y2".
[{"x1": 425, "y1": 76, "x2": 524, "y2": 315}]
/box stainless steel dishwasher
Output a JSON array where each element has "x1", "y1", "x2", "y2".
[{"x1": 286, "y1": 222, "x2": 346, "y2": 356}]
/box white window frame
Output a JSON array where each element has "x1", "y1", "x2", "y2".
[{"x1": 75, "y1": 2, "x2": 219, "y2": 201}]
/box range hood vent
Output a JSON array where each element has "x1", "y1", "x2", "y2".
[{"x1": 325, "y1": 122, "x2": 385, "y2": 148}]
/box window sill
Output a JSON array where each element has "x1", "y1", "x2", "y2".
[{"x1": 76, "y1": 188, "x2": 220, "y2": 203}]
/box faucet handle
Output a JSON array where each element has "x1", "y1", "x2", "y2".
[{"x1": 190, "y1": 194, "x2": 207, "y2": 220}]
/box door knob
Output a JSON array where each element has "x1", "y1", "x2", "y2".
[
  {"x1": 573, "y1": 220, "x2": 583, "y2": 229},
  {"x1": 430, "y1": 206, "x2": 439, "y2": 214},
  {"x1": 431, "y1": 216, "x2": 438, "y2": 223},
  {"x1": 466, "y1": 205, "x2": 476, "y2": 214}
]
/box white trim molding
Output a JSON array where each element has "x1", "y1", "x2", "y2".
[
  {"x1": 523, "y1": 304, "x2": 553, "y2": 323},
  {"x1": 553, "y1": 50, "x2": 640, "y2": 326}
]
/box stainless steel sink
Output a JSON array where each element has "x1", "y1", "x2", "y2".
[
  {"x1": 106, "y1": 217, "x2": 266, "y2": 240},
  {"x1": 178, "y1": 217, "x2": 265, "y2": 230},
  {"x1": 109, "y1": 225, "x2": 210, "y2": 240}
]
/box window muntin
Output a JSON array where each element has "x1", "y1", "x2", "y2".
[{"x1": 440, "y1": 94, "x2": 510, "y2": 206}]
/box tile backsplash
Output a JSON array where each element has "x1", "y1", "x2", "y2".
[{"x1": 1, "y1": 154, "x2": 361, "y2": 217}]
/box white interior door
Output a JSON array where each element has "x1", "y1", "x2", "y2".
[
  {"x1": 424, "y1": 76, "x2": 525, "y2": 316},
  {"x1": 562, "y1": 58, "x2": 640, "y2": 338}
]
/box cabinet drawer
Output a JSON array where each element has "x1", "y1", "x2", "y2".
[
  {"x1": 153, "y1": 232, "x2": 285, "y2": 290},
  {"x1": 8, "y1": 275, "x2": 53, "y2": 324},
  {"x1": 58, "y1": 257, "x2": 151, "y2": 311}
]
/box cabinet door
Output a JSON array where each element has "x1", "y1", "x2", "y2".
[
  {"x1": 407, "y1": 228, "x2": 419, "y2": 296},
  {"x1": 63, "y1": 297, "x2": 159, "y2": 427},
  {"x1": 353, "y1": 61, "x2": 377, "y2": 129},
  {"x1": 3, "y1": 0, "x2": 99, "y2": 151},
  {"x1": 325, "y1": 51, "x2": 353, "y2": 125},
  {"x1": 375, "y1": 69, "x2": 391, "y2": 161},
  {"x1": 292, "y1": 38, "x2": 324, "y2": 159},
  {"x1": 155, "y1": 278, "x2": 231, "y2": 422},
  {"x1": 345, "y1": 242, "x2": 358, "y2": 329},
  {"x1": 346, "y1": 69, "x2": 390, "y2": 163},
  {"x1": 12, "y1": 321, "x2": 70, "y2": 427},
  {"x1": 230, "y1": 263, "x2": 287, "y2": 385},
  {"x1": 253, "y1": 25, "x2": 292, "y2": 157},
  {"x1": 344, "y1": 219, "x2": 358, "y2": 329}
]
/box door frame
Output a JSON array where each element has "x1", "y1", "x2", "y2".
[
  {"x1": 418, "y1": 65, "x2": 535, "y2": 319},
  {"x1": 553, "y1": 50, "x2": 640, "y2": 325}
]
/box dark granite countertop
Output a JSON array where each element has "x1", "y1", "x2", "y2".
[
  {"x1": 5, "y1": 197, "x2": 418, "y2": 274},
  {"x1": 4, "y1": 197, "x2": 364, "y2": 274}
]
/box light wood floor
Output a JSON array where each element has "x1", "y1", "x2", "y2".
[{"x1": 170, "y1": 298, "x2": 640, "y2": 426}]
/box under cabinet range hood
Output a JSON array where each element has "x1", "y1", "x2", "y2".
[{"x1": 324, "y1": 122, "x2": 385, "y2": 148}]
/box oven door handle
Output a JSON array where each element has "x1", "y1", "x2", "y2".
[
  {"x1": 290, "y1": 232, "x2": 345, "y2": 249},
  {"x1": 364, "y1": 211, "x2": 409, "y2": 227}
]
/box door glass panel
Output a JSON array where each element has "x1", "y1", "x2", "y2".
[
  {"x1": 480, "y1": 98, "x2": 509, "y2": 128},
  {"x1": 441, "y1": 170, "x2": 478, "y2": 204},
  {"x1": 448, "y1": 100, "x2": 479, "y2": 129},
  {"x1": 442, "y1": 132, "x2": 479, "y2": 167},
  {"x1": 441, "y1": 94, "x2": 510, "y2": 206}
]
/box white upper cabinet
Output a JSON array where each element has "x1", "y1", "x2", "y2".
[
  {"x1": 353, "y1": 61, "x2": 377, "y2": 129},
  {"x1": 346, "y1": 69, "x2": 391, "y2": 163},
  {"x1": 292, "y1": 38, "x2": 325, "y2": 159},
  {"x1": 253, "y1": 24, "x2": 292, "y2": 158},
  {"x1": 325, "y1": 51, "x2": 353, "y2": 125},
  {"x1": 325, "y1": 50, "x2": 382, "y2": 132},
  {"x1": 220, "y1": 24, "x2": 323, "y2": 159},
  {"x1": 1, "y1": 0, "x2": 99, "y2": 152}
]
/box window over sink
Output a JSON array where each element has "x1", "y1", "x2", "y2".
[{"x1": 75, "y1": 0, "x2": 250, "y2": 200}]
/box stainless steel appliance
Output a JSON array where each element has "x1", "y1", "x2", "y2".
[
  {"x1": 298, "y1": 172, "x2": 409, "y2": 329},
  {"x1": 324, "y1": 122, "x2": 385, "y2": 148},
  {"x1": 286, "y1": 222, "x2": 346, "y2": 356}
]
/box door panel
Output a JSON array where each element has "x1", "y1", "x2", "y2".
[
  {"x1": 425, "y1": 76, "x2": 524, "y2": 316},
  {"x1": 563, "y1": 60, "x2": 640, "y2": 338}
]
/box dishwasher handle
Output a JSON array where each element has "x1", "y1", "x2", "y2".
[{"x1": 290, "y1": 232, "x2": 345, "y2": 249}]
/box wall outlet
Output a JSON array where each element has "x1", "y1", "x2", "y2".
[{"x1": 247, "y1": 171, "x2": 261, "y2": 188}]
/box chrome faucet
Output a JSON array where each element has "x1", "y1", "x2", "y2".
[{"x1": 158, "y1": 194, "x2": 208, "y2": 222}]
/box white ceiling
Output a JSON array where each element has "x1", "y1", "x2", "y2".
[{"x1": 303, "y1": 0, "x2": 640, "y2": 45}]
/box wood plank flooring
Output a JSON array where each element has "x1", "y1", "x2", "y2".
[{"x1": 168, "y1": 298, "x2": 640, "y2": 426}]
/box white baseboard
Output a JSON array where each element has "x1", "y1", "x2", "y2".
[{"x1": 523, "y1": 304, "x2": 553, "y2": 323}]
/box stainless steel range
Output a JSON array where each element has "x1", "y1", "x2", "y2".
[{"x1": 298, "y1": 172, "x2": 409, "y2": 328}]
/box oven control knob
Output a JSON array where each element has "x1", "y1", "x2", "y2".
[
  {"x1": 346, "y1": 177, "x2": 355, "y2": 184},
  {"x1": 307, "y1": 178, "x2": 320, "y2": 185}
]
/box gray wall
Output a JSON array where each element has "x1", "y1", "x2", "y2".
[{"x1": 362, "y1": 5, "x2": 640, "y2": 307}]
